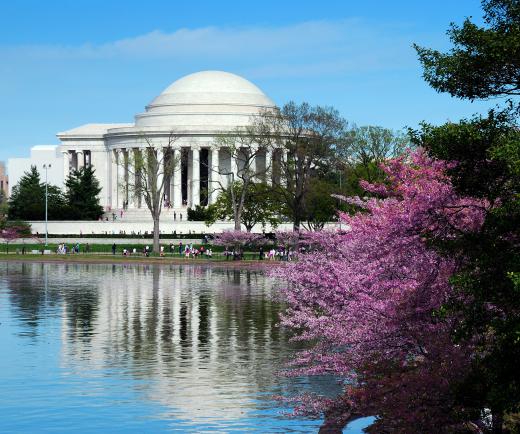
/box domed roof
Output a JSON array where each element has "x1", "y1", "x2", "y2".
[{"x1": 135, "y1": 71, "x2": 276, "y2": 130}]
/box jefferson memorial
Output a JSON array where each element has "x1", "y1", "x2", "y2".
[{"x1": 58, "y1": 70, "x2": 277, "y2": 215}]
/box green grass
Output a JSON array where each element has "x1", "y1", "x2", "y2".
[{"x1": 0, "y1": 242, "x2": 266, "y2": 261}]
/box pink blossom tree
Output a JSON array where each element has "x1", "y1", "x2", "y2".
[
  {"x1": 1, "y1": 223, "x2": 32, "y2": 254},
  {"x1": 274, "y1": 230, "x2": 301, "y2": 249},
  {"x1": 213, "y1": 230, "x2": 265, "y2": 259},
  {"x1": 275, "y1": 150, "x2": 487, "y2": 432}
]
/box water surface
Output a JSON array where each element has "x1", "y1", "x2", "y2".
[{"x1": 0, "y1": 262, "x2": 368, "y2": 433}]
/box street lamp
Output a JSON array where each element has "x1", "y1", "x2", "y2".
[{"x1": 43, "y1": 164, "x2": 51, "y2": 246}]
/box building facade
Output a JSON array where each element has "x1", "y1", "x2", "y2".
[
  {"x1": 0, "y1": 162, "x2": 8, "y2": 199},
  {"x1": 57, "y1": 70, "x2": 278, "y2": 213},
  {"x1": 7, "y1": 145, "x2": 64, "y2": 197}
]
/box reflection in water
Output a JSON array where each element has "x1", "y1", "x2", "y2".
[{"x1": 0, "y1": 262, "x2": 343, "y2": 433}]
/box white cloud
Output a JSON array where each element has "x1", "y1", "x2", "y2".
[{"x1": 1, "y1": 19, "x2": 417, "y2": 78}]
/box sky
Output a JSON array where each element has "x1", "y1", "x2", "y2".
[{"x1": 0, "y1": 0, "x2": 500, "y2": 162}]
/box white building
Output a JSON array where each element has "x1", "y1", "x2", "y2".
[
  {"x1": 57, "y1": 70, "x2": 278, "y2": 214},
  {"x1": 8, "y1": 145, "x2": 64, "y2": 196},
  {"x1": 7, "y1": 70, "x2": 302, "y2": 233}
]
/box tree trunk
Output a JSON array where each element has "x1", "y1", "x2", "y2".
[
  {"x1": 492, "y1": 411, "x2": 503, "y2": 434},
  {"x1": 318, "y1": 409, "x2": 362, "y2": 434},
  {"x1": 234, "y1": 217, "x2": 241, "y2": 231},
  {"x1": 153, "y1": 217, "x2": 160, "y2": 253}
]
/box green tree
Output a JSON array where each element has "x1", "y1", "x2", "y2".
[
  {"x1": 257, "y1": 102, "x2": 347, "y2": 231},
  {"x1": 414, "y1": 1, "x2": 520, "y2": 429},
  {"x1": 211, "y1": 128, "x2": 270, "y2": 231},
  {"x1": 338, "y1": 126, "x2": 409, "y2": 186},
  {"x1": 8, "y1": 166, "x2": 66, "y2": 221},
  {"x1": 411, "y1": 113, "x2": 520, "y2": 432},
  {"x1": 415, "y1": 0, "x2": 520, "y2": 101},
  {"x1": 64, "y1": 166, "x2": 104, "y2": 220},
  {"x1": 206, "y1": 181, "x2": 281, "y2": 232},
  {"x1": 187, "y1": 204, "x2": 215, "y2": 222},
  {"x1": 301, "y1": 178, "x2": 341, "y2": 231}
]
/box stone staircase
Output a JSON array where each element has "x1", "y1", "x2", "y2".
[{"x1": 104, "y1": 207, "x2": 190, "y2": 222}]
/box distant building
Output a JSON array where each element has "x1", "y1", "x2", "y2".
[
  {"x1": 57, "y1": 70, "x2": 277, "y2": 213},
  {"x1": 7, "y1": 145, "x2": 64, "y2": 197},
  {"x1": 0, "y1": 162, "x2": 8, "y2": 199}
]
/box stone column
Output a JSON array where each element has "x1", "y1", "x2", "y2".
[
  {"x1": 123, "y1": 149, "x2": 130, "y2": 208},
  {"x1": 249, "y1": 146, "x2": 257, "y2": 181},
  {"x1": 77, "y1": 151, "x2": 84, "y2": 170},
  {"x1": 210, "y1": 148, "x2": 220, "y2": 204},
  {"x1": 173, "y1": 148, "x2": 182, "y2": 208},
  {"x1": 191, "y1": 146, "x2": 200, "y2": 207},
  {"x1": 230, "y1": 150, "x2": 238, "y2": 184},
  {"x1": 156, "y1": 147, "x2": 164, "y2": 207},
  {"x1": 111, "y1": 149, "x2": 119, "y2": 209},
  {"x1": 128, "y1": 148, "x2": 141, "y2": 208},
  {"x1": 265, "y1": 148, "x2": 272, "y2": 185},
  {"x1": 62, "y1": 151, "x2": 69, "y2": 184},
  {"x1": 281, "y1": 149, "x2": 288, "y2": 186}
]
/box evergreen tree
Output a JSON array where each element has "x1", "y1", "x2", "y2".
[
  {"x1": 8, "y1": 166, "x2": 66, "y2": 220},
  {"x1": 64, "y1": 166, "x2": 103, "y2": 220}
]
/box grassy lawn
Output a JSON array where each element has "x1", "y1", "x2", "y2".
[{"x1": 0, "y1": 243, "x2": 273, "y2": 264}]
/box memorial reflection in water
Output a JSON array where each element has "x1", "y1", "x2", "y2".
[{"x1": 0, "y1": 263, "x2": 345, "y2": 433}]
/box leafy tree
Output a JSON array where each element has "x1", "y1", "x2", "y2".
[
  {"x1": 275, "y1": 151, "x2": 487, "y2": 432},
  {"x1": 415, "y1": 0, "x2": 520, "y2": 100},
  {"x1": 411, "y1": 112, "x2": 520, "y2": 431},
  {"x1": 213, "y1": 230, "x2": 264, "y2": 258},
  {"x1": 8, "y1": 166, "x2": 66, "y2": 221},
  {"x1": 301, "y1": 178, "x2": 340, "y2": 231},
  {"x1": 338, "y1": 125, "x2": 409, "y2": 186},
  {"x1": 0, "y1": 221, "x2": 32, "y2": 254},
  {"x1": 187, "y1": 204, "x2": 215, "y2": 222},
  {"x1": 258, "y1": 102, "x2": 347, "y2": 231},
  {"x1": 414, "y1": 1, "x2": 520, "y2": 429},
  {"x1": 206, "y1": 181, "x2": 281, "y2": 232},
  {"x1": 211, "y1": 128, "x2": 270, "y2": 231},
  {"x1": 64, "y1": 166, "x2": 104, "y2": 220}
]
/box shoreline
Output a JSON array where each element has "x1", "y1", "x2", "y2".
[{"x1": 0, "y1": 253, "x2": 276, "y2": 268}]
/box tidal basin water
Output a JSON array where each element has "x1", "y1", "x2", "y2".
[{"x1": 0, "y1": 262, "x2": 370, "y2": 433}]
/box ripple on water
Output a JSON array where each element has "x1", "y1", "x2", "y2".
[{"x1": 0, "y1": 262, "x2": 367, "y2": 433}]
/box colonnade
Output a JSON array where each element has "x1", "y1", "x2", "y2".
[
  {"x1": 62, "y1": 146, "x2": 281, "y2": 211},
  {"x1": 62, "y1": 150, "x2": 91, "y2": 180}
]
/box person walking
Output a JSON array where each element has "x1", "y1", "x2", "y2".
[{"x1": 112, "y1": 243, "x2": 116, "y2": 255}]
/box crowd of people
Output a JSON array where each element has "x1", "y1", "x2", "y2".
[
  {"x1": 56, "y1": 242, "x2": 90, "y2": 255},
  {"x1": 45, "y1": 240, "x2": 297, "y2": 262}
]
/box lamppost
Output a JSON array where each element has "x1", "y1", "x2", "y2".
[{"x1": 43, "y1": 164, "x2": 51, "y2": 246}]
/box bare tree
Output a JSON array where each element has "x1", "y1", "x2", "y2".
[
  {"x1": 209, "y1": 127, "x2": 272, "y2": 231},
  {"x1": 258, "y1": 102, "x2": 347, "y2": 231},
  {"x1": 339, "y1": 125, "x2": 409, "y2": 183},
  {"x1": 123, "y1": 133, "x2": 179, "y2": 253}
]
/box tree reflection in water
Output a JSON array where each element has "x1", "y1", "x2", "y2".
[{"x1": 1, "y1": 262, "x2": 342, "y2": 428}]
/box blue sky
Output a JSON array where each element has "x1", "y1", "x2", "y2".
[{"x1": 0, "y1": 0, "x2": 499, "y2": 162}]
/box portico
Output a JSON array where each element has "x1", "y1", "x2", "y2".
[{"x1": 57, "y1": 71, "x2": 277, "y2": 216}]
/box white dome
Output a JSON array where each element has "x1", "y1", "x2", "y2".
[{"x1": 135, "y1": 71, "x2": 276, "y2": 130}]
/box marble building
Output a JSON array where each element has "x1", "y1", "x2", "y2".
[{"x1": 57, "y1": 70, "x2": 278, "y2": 213}]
